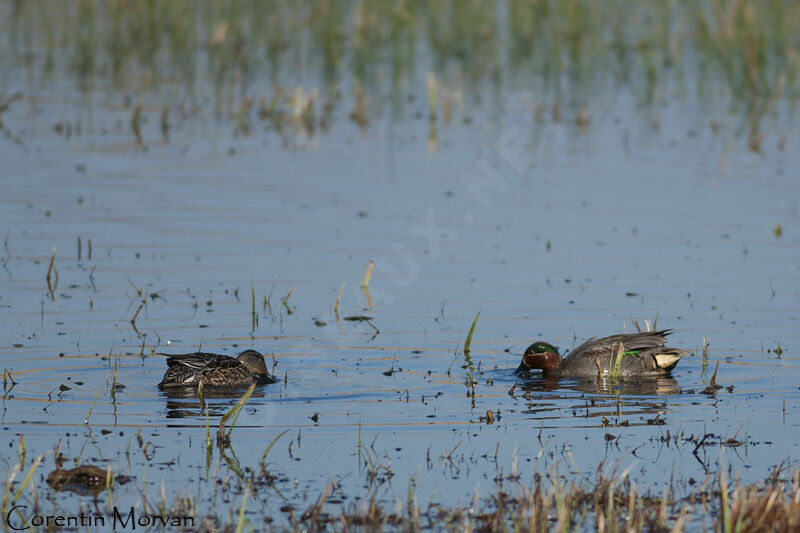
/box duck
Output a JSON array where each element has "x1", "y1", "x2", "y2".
[
  {"x1": 47, "y1": 465, "x2": 129, "y2": 496},
  {"x1": 516, "y1": 330, "x2": 690, "y2": 378},
  {"x1": 47, "y1": 466, "x2": 110, "y2": 496},
  {"x1": 158, "y1": 349, "x2": 278, "y2": 389}
]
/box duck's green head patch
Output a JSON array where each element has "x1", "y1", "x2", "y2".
[{"x1": 528, "y1": 342, "x2": 560, "y2": 355}]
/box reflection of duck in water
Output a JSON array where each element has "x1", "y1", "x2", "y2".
[
  {"x1": 516, "y1": 330, "x2": 690, "y2": 378},
  {"x1": 158, "y1": 350, "x2": 278, "y2": 390},
  {"x1": 514, "y1": 374, "x2": 682, "y2": 428},
  {"x1": 517, "y1": 372, "x2": 683, "y2": 396},
  {"x1": 163, "y1": 387, "x2": 269, "y2": 418}
]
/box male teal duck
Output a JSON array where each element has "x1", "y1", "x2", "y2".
[
  {"x1": 516, "y1": 330, "x2": 690, "y2": 378},
  {"x1": 158, "y1": 350, "x2": 278, "y2": 389}
]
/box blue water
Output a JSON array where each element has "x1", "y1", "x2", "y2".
[{"x1": 0, "y1": 77, "x2": 798, "y2": 527}]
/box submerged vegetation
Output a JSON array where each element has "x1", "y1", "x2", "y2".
[
  {"x1": 5, "y1": 436, "x2": 800, "y2": 532},
  {"x1": 2, "y1": 0, "x2": 798, "y2": 150}
]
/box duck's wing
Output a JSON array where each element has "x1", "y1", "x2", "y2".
[
  {"x1": 557, "y1": 331, "x2": 687, "y2": 377},
  {"x1": 569, "y1": 330, "x2": 673, "y2": 359},
  {"x1": 616, "y1": 346, "x2": 691, "y2": 375},
  {"x1": 159, "y1": 352, "x2": 239, "y2": 370}
]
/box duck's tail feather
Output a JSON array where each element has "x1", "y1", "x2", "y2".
[{"x1": 654, "y1": 349, "x2": 691, "y2": 371}]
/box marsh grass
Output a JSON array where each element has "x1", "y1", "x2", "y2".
[
  {"x1": 6, "y1": 440, "x2": 800, "y2": 532},
  {"x1": 110, "y1": 356, "x2": 118, "y2": 402},
  {"x1": 0, "y1": 93, "x2": 22, "y2": 130},
  {"x1": 259, "y1": 429, "x2": 288, "y2": 467},
  {"x1": 610, "y1": 342, "x2": 624, "y2": 379},
  {"x1": 334, "y1": 281, "x2": 346, "y2": 318},
  {"x1": 463, "y1": 310, "x2": 480, "y2": 356},
  {"x1": 4, "y1": 0, "x2": 798, "y2": 150},
  {"x1": 11, "y1": 454, "x2": 42, "y2": 505},
  {"x1": 249, "y1": 282, "x2": 257, "y2": 334},
  {"x1": 308, "y1": 463, "x2": 800, "y2": 532},
  {"x1": 130, "y1": 104, "x2": 142, "y2": 145},
  {"x1": 17, "y1": 435, "x2": 25, "y2": 468},
  {"x1": 360, "y1": 260, "x2": 374, "y2": 289},
  {"x1": 45, "y1": 246, "x2": 57, "y2": 299},
  {"x1": 130, "y1": 300, "x2": 144, "y2": 334},
  {"x1": 281, "y1": 287, "x2": 295, "y2": 315},
  {"x1": 83, "y1": 380, "x2": 104, "y2": 425},
  {"x1": 2, "y1": 368, "x2": 16, "y2": 390},
  {"x1": 217, "y1": 382, "x2": 256, "y2": 448}
]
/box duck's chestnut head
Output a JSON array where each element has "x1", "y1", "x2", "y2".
[{"x1": 516, "y1": 342, "x2": 562, "y2": 374}]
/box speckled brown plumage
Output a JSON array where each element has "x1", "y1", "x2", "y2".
[{"x1": 158, "y1": 350, "x2": 277, "y2": 389}]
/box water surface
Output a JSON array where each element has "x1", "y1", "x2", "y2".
[{"x1": 1, "y1": 61, "x2": 799, "y2": 527}]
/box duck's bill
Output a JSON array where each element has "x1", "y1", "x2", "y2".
[
  {"x1": 514, "y1": 361, "x2": 529, "y2": 374},
  {"x1": 256, "y1": 374, "x2": 280, "y2": 385}
]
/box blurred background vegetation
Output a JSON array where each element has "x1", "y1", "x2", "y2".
[{"x1": 2, "y1": 0, "x2": 798, "y2": 150}]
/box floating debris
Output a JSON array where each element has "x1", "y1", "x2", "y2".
[{"x1": 343, "y1": 315, "x2": 373, "y2": 322}]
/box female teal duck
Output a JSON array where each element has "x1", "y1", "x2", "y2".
[
  {"x1": 158, "y1": 350, "x2": 278, "y2": 389},
  {"x1": 516, "y1": 330, "x2": 690, "y2": 378}
]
